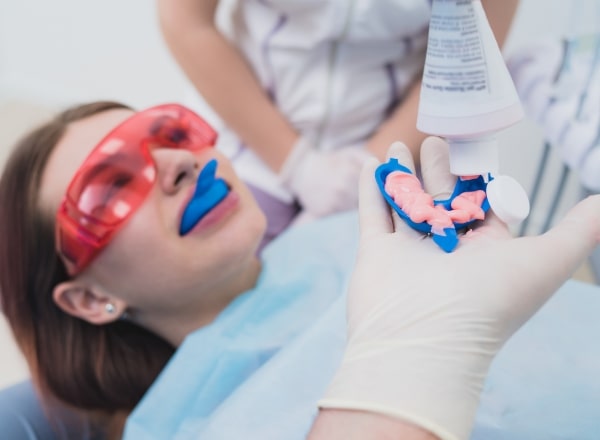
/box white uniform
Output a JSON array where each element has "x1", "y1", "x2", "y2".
[{"x1": 186, "y1": 0, "x2": 431, "y2": 202}]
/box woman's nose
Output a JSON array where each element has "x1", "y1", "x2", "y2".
[{"x1": 152, "y1": 148, "x2": 200, "y2": 195}]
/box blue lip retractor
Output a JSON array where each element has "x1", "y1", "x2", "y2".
[
  {"x1": 374, "y1": 158, "x2": 491, "y2": 252},
  {"x1": 179, "y1": 159, "x2": 230, "y2": 235}
]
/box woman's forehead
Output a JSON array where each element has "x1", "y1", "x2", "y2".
[{"x1": 38, "y1": 109, "x2": 134, "y2": 214}]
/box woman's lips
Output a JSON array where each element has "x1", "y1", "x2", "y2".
[
  {"x1": 185, "y1": 190, "x2": 240, "y2": 235},
  {"x1": 179, "y1": 159, "x2": 232, "y2": 235}
]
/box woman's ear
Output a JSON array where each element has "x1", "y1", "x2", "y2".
[{"x1": 53, "y1": 281, "x2": 126, "y2": 325}]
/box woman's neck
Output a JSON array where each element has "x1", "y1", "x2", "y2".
[{"x1": 144, "y1": 257, "x2": 263, "y2": 347}]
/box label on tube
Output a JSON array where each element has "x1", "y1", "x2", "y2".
[{"x1": 418, "y1": 0, "x2": 522, "y2": 122}]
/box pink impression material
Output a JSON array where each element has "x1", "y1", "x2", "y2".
[{"x1": 384, "y1": 171, "x2": 486, "y2": 236}]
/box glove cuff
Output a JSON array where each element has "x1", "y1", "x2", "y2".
[
  {"x1": 278, "y1": 136, "x2": 314, "y2": 189},
  {"x1": 318, "y1": 340, "x2": 494, "y2": 440}
]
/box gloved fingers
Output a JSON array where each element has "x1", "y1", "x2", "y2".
[
  {"x1": 298, "y1": 173, "x2": 361, "y2": 217},
  {"x1": 502, "y1": 194, "x2": 600, "y2": 310},
  {"x1": 537, "y1": 193, "x2": 600, "y2": 269},
  {"x1": 336, "y1": 153, "x2": 370, "y2": 185},
  {"x1": 284, "y1": 145, "x2": 364, "y2": 216},
  {"x1": 324, "y1": 158, "x2": 364, "y2": 213},
  {"x1": 420, "y1": 136, "x2": 456, "y2": 200},
  {"x1": 358, "y1": 157, "x2": 394, "y2": 240},
  {"x1": 386, "y1": 141, "x2": 416, "y2": 173},
  {"x1": 385, "y1": 142, "x2": 417, "y2": 234}
]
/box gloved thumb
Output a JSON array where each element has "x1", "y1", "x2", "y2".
[
  {"x1": 420, "y1": 136, "x2": 456, "y2": 201},
  {"x1": 504, "y1": 194, "x2": 600, "y2": 314},
  {"x1": 358, "y1": 157, "x2": 393, "y2": 240},
  {"x1": 540, "y1": 194, "x2": 600, "y2": 270}
]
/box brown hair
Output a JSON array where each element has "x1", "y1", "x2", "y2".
[{"x1": 0, "y1": 102, "x2": 175, "y2": 424}]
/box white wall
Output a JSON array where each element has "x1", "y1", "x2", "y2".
[{"x1": 0, "y1": 0, "x2": 191, "y2": 108}]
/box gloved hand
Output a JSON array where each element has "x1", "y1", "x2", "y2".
[
  {"x1": 319, "y1": 137, "x2": 600, "y2": 440},
  {"x1": 279, "y1": 137, "x2": 372, "y2": 217}
]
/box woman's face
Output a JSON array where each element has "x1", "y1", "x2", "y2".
[{"x1": 39, "y1": 109, "x2": 267, "y2": 322}]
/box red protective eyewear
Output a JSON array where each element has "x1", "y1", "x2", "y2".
[{"x1": 56, "y1": 104, "x2": 217, "y2": 276}]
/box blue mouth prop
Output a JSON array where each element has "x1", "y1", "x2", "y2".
[{"x1": 179, "y1": 159, "x2": 230, "y2": 235}]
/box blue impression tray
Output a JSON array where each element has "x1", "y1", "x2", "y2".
[{"x1": 375, "y1": 158, "x2": 491, "y2": 252}]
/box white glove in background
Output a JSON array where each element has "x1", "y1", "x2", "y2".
[
  {"x1": 279, "y1": 137, "x2": 372, "y2": 217},
  {"x1": 319, "y1": 138, "x2": 600, "y2": 440},
  {"x1": 507, "y1": 35, "x2": 600, "y2": 192}
]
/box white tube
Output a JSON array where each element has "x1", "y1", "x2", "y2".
[{"x1": 417, "y1": 0, "x2": 524, "y2": 176}]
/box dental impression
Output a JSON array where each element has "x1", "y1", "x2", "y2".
[
  {"x1": 376, "y1": 156, "x2": 490, "y2": 252},
  {"x1": 378, "y1": 0, "x2": 530, "y2": 251},
  {"x1": 180, "y1": 159, "x2": 230, "y2": 235}
]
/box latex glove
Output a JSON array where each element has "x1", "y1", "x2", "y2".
[
  {"x1": 279, "y1": 137, "x2": 372, "y2": 217},
  {"x1": 319, "y1": 137, "x2": 600, "y2": 440}
]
